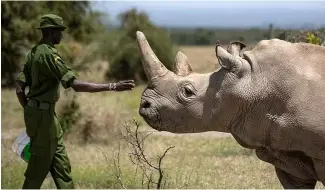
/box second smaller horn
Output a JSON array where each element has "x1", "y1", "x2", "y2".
[{"x1": 174, "y1": 51, "x2": 193, "y2": 76}]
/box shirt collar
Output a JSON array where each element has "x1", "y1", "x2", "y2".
[{"x1": 39, "y1": 38, "x2": 55, "y2": 48}]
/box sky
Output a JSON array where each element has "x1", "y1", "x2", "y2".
[{"x1": 91, "y1": 0, "x2": 325, "y2": 28}]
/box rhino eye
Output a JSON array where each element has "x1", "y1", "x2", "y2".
[{"x1": 183, "y1": 86, "x2": 195, "y2": 97}]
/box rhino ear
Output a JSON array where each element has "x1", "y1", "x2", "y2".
[
  {"x1": 227, "y1": 41, "x2": 246, "y2": 57},
  {"x1": 174, "y1": 51, "x2": 193, "y2": 76},
  {"x1": 215, "y1": 41, "x2": 242, "y2": 72}
]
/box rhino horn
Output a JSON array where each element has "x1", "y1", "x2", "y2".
[
  {"x1": 215, "y1": 41, "x2": 242, "y2": 72},
  {"x1": 136, "y1": 31, "x2": 169, "y2": 80},
  {"x1": 174, "y1": 51, "x2": 193, "y2": 76},
  {"x1": 227, "y1": 41, "x2": 246, "y2": 56}
]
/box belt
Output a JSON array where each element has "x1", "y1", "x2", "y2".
[{"x1": 27, "y1": 99, "x2": 54, "y2": 110}]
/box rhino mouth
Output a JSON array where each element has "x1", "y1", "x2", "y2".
[{"x1": 139, "y1": 108, "x2": 163, "y2": 131}]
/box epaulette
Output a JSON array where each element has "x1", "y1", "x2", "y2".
[
  {"x1": 35, "y1": 43, "x2": 52, "y2": 55},
  {"x1": 48, "y1": 45, "x2": 58, "y2": 54}
]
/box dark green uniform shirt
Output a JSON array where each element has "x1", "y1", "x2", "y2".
[{"x1": 16, "y1": 39, "x2": 76, "y2": 103}]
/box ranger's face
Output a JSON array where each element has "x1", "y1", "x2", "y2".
[{"x1": 51, "y1": 29, "x2": 63, "y2": 44}]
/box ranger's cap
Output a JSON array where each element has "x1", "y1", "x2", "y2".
[{"x1": 36, "y1": 14, "x2": 66, "y2": 30}]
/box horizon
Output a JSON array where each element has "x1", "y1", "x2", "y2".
[{"x1": 91, "y1": 1, "x2": 325, "y2": 29}]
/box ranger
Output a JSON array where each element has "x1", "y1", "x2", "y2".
[{"x1": 15, "y1": 14, "x2": 135, "y2": 189}]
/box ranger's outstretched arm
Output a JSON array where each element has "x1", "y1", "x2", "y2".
[{"x1": 70, "y1": 79, "x2": 135, "y2": 93}]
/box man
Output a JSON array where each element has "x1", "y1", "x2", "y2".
[{"x1": 15, "y1": 14, "x2": 135, "y2": 189}]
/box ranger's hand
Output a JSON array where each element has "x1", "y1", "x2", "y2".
[{"x1": 113, "y1": 80, "x2": 135, "y2": 91}]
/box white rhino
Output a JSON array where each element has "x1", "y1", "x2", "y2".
[{"x1": 136, "y1": 31, "x2": 325, "y2": 188}]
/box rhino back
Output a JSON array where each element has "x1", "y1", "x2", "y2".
[{"x1": 251, "y1": 39, "x2": 325, "y2": 77}]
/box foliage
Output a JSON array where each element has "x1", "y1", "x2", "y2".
[
  {"x1": 192, "y1": 28, "x2": 215, "y2": 45},
  {"x1": 1, "y1": 1, "x2": 42, "y2": 87},
  {"x1": 105, "y1": 9, "x2": 176, "y2": 83},
  {"x1": 56, "y1": 40, "x2": 102, "y2": 72},
  {"x1": 306, "y1": 32, "x2": 322, "y2": 45},
  {"x1": 58, "y1": 92, "x2": 81, "y2": 134},
  {"x1": 277, "y1": 28, "x2": 325, "y2": 44},
  {"x1": 168, "y1": 26, "x2": 325, "y2": 46},
  {"x1": 1, "y1": 1, "x2": 105, "y2": 87},
  {"x1": 168, "y1": 26, "x2": 285, "y2": 45},
  {"x1": 41, "y1": 1, "x2": 105, "y2": 43},
  {"x1": 56, "y1": 41, "x2": 83, "y2": 67}
]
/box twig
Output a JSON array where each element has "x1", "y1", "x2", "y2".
[
  {"x1": 112, "y1": 143, "x2": 126, "y2": 189},
  {"x1": 96, "y1": 145, "x2": 126, "y2": 188},
  {"x1": 157, "y1": 146, "x2": 175, "y2": 189},
  {"x1": 121, "y1": 119, "x2": 175, "y2": 189}
]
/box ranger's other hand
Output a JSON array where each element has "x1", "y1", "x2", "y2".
[{"x1": 113, "y1": 80, "x2": 135, "y2": 91}]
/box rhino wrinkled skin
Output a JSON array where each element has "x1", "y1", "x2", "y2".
[{"x1": 136, "y1": 31, "x2": 325, "y2": 188}]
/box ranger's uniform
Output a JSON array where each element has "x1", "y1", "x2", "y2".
[{"x1": 16, "y1": 14, "x2": 75, "y2": 189}]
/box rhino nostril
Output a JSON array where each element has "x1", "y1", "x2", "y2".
[{"x1": 142, "y1": 101, "x2": 151, "y2": 109}]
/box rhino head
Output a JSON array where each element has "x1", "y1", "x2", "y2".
[{"x1": 137, "y1": 31, "x2": 253, "y2": 133}]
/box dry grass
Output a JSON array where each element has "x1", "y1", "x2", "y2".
[
  {"x1": 178, "y1": 45, "x2": 219, "y2": 73},
  {"x1": 2, "y1": 46, "x2": 325, "y2": 189}
]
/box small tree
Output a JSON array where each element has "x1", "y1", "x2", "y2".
[
  {"x1": 106, "y1": 9, "x2": 176, "y2": 83},
  {"x1": 1, "y1": 1, "x2": 41, "y2": 87},
  {"x1": 107, "y1": 119, "x2": 175, "y2": 189},
  {"x1": 57, "y1": 90, "x2": 81, "y2": 134},
  {"x1": 1, "y1": 1, "x2": 104, "y2": 87},
  {"x1": 306, "y1": 32, "x2": 322, "y2": 45}
]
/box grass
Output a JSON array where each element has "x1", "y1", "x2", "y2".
[
  {"x1": 1, "y1": 125, "x2": 281, "y2": 189},
  {"x1": 177, "y1": 45, "x2": 218, "y2": 74},
  {"x1": 2, "y1": 46, "x2": 325, "y2": 189}
]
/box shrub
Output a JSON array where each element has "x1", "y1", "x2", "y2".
[
  {"x1": 277, "y1": 29, "x2": 325, "y2": 44},
  {"x1": 1, "y1": 1, "x2": 104, "y2": 87},
  {"x1": 58, "y1": 92, "x2": 81, "y2": 134},
  {"x1": 105, "y1": 9, "x2": 176, "y2": 83},
  {"x1": 306, "y1": 32, "x2": 322, "y2": 45}
]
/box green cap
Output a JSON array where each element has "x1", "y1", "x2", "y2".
[{"x1": 36, "y1": 14, "x2": 67, "y2": 30}]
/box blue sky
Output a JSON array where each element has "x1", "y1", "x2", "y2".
[{"x1": 91, "y1": 1, "x2": 325, "y2": 28}]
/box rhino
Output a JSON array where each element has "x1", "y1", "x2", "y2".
[{"x1": 135, "y1": 31, "x2": 325, "y2": 188}]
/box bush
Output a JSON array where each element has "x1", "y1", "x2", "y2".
[
  {"x1": 306, "y1": 32, "x2": 322, "y2": 45},
  {"x1": 105, "y1": 9, "x2": 176, "y2": 83},
  {"x1": 57, "y1": 91, "x2": 81, "y2": 134},
  {"x1": 277, "y1": 28, "x2": 325, "y2": 44},
  {"x1": 1, "y1": 1, "x2": 104, "y2": 87}
]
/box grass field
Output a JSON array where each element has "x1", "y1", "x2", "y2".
[
  {"x1": 2, "y1": 46, "x2": 324, "y2": 189},
  {"x1": 176, "y1": 46, "x2": 218, "y2": 73}
]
